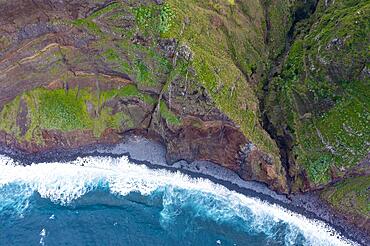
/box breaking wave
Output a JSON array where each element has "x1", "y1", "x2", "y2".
[{"x1": 0, "y1": 155, "x2": 357, "y2": 246}]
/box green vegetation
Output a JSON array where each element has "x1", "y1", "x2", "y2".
[
  {"x1": 321, "y1": 176, "x2": 370, "y2": 218},
  {"x1": 306, "y1": 155, "x2": 332, "y2": 184},
  {"x1": 0, "y1": 96, "x2": 21, "y2": 137},
  {"x1": 158, "y1": 4, "x2": 175, "y2": 33},
  {"x1": 134, "y1": 3, "x2": 175, "y2": 34},
  {"x1": 163, "y1": 0, "x2": 282, "y2": 162},
  {"x1": 264, "y1": 0, "x2": 292, "y2": 58},
  {"x1": 101, "y1": 47, "x2": 131, "y2": 74},
  {"x1": 100, "y1": 84, "x2": 156, "y2": 105},
  {"x1": 102, "y1": 48, "x2": 120, "y2": 62},
  {"x1": 72, "y1": 18, "x2": 102, "y2": 35},
  {"x1": 0, "y1": 84, "x2": 156, "y2": 143},
  {"x1": 72, "y1": 2, "x2": 125, "y2": 35},
  {"x1": 159, "y1": 100, "x2": 181, "y2": 125},
  {"x1": 100, "y1": 43, "x2": 167, "y2": 89},
  {"x1": 295, "y1": 81, "x2": 370, "y2": 184},
  {"x1": 265, "y1": 0, "x2": 370, "y2": 186},
  {"x1": 38, "y1": 89, "x2": 91, "y2": 131},
  {"x1": 135, "y1": 60, "x2": 154, "y2": 86}
]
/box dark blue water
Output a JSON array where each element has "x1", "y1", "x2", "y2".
[{"x1": 0, "y1": 155, "x2": 355, "y2": 246}]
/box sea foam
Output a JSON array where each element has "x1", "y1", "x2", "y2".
[{"x1": 0, "y1": 154, "x2": 358, "y2": 246}]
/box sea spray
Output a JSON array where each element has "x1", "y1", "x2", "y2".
[{"x1": 0, "y1": 154, "x2": 358, "y2": 246}]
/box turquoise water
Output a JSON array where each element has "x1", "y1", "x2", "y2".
[{"x1": 0, "y1": 155, "x2": 356, "y2": 246}]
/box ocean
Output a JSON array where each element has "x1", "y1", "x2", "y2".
[{"x1": 0, "y1": 154, "x2": 357, "y2": 246}]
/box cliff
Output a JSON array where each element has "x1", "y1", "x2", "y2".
[{"x1": 0, "y1": 0, "x2": 368, "y2": 233}]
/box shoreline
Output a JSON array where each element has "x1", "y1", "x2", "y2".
[{"x1": 0, "y1": 136, "x2": 368, "y2": 245}]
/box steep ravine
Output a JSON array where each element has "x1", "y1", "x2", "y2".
[
  {"x1": 260, "y1": 0, "x2": 370, "y2": 236},
  {"x1": 259, "y1": 0, "x2": 319, "y2": 193}
]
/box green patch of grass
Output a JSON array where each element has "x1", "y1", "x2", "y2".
[
  {"x1": 264, "y1": 0, "x2": 292, "y2": 58},
  {"x1": 159, "y1": 100, "x2": 181, "y2": 125},
  {"x1": 158, "y1": 3, "x2": 175, "y2": 33},
  {"x1": 22, "y1": 92, "x2": 43, "y2": 144},
  {"x1": 307, "y1": 155, "x2": 332, "y2": 184},
  {"x1": 100, "y1": 45, "x2": 132, "y2": 74},
  {"x1": 38, "y1": 88, "x2": 92, "y2": 131},
  {"x1": 133, "y1": 3, "x2": 175, "y2": 35},
  {"x1": 91, "y1": 108, "x2": 130, "y2": 137},
  {"x1": 134, "y1": 5, "x2": 152, "y2": 28},
  {"x1": 305, "y1": 0, "x2": 369, "y2": 84},
  {"x1": 0, "y1": 96, "x2": 21, "y2": 137},
  {"x1": 72, "y1": 2, "x2": 127, "y2": 36},
  {"x1": 134, "y1": 60, "x2": 157, "y2": 86},
  {"x1": 321, "y1": 176, "x2": 370, "y2": 218},
  {"x1": 102, "y1": 48, "x2": 120, "y2": 62},
  {"x1": 72, "y1": 18, "x2": 102, "y2": 35},
  {"x1": 135, "y1": 60, "x2": 150, "y2": 82},
  {"x1": 99, "y1": 40, "x2": 171, "y2": 89},
  {"x1": 101, "y1": 84, "x2": 156, "y2": 105},
  {"x1": 101, "y1": 47, "x2": 132, "y2": 74}
]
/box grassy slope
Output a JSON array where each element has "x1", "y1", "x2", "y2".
[
  {"x1": 165, "y1": 0, "x2": 284, "y2": 161},
  {"x1": 321, "y1": 175, "x2": 370, "y2": 219}
]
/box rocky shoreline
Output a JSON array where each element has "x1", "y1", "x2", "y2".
[{"x1": 0, "y1": 136, "x2": 368, "y2": 245}]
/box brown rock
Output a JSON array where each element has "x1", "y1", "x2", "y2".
[{"x1": 164, "y1": 116, "x2": 288, "y2": 192}]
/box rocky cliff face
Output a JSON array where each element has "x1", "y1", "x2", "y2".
[{"x1": 0, "y1": 0, "x2": 368, "y2": 230}]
